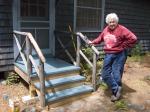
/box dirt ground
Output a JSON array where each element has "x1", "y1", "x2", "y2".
[{"x1": 0, "y1": 56, "x2": 150, "y2": 112}]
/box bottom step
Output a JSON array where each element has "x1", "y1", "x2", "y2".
[{"x1": 46, "y1": 85, "x2": 93, "y2": 104}]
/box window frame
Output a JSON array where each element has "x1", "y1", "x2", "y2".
[{"x1": 74, "y1": 0, "x2": 105, "y2": 32}]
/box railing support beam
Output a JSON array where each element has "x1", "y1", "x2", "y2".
[
  {"x1": 92, "y1": 52, "x2": 97, "y2": 91},
  {"x1": 39, "y1": 61, "x2": 45, "y2": 107},
  {"x1": 26, "y1": 37, "x2": 32, "y2": 83},
  {"x1": 76, "y1": 36, "x2": 81, "y2": 66}
]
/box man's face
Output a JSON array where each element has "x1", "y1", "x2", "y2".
[{"x1": 108, "y1": 19, "x2": 118, "y2": 30}]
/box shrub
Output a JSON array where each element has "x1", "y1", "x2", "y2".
[
  {"x1": 5, "y1": 72, "x2": 20, "y2": 85},
  {"x1": 81, "y1": 46, "x2": 103, "y2": 82},
  {"x1": 130, "y1": 43, "x2": 142, "y2": 56}
]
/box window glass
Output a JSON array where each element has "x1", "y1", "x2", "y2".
[
  {"x1": 21, "y1": 0, "x2": 49, "y2": 20},
  {"x1": 76, "y1": 0, "x2": 103, "y2": 31}
]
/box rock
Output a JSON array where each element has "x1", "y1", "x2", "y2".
[
  {"x1": 0, "y1": 80, "x2": 7, "y2": 85},
  {"x1": 128, "y1": 103, "x2": 145, "y2": 111}
]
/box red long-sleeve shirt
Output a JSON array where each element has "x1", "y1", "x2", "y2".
[{"x1": 92, "y1": 24, "x2": 137, "y2": 53}]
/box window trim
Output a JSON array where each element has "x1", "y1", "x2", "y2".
[{"x1": 73, "y1": 0, "x2": 105, "y2": 32}]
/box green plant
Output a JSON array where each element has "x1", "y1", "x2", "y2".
[
  {"x1": 114, "y1": 100, "x2": 128, "y2": 111},
  {"x1": 99, "y1": 82, "x2": 108, "y2": 90},
  {"x1": 82, "y1": 46, "x2": 93, "y2": 60},
  {"x1": 5, "y1": 72, "x2": 20, "y2": 85},
  {"x1": 130, "y1": 43, "x2": 142, "y2": 56},
  {"x1": 81, "y1": 46, "x2": 103, "y2": 82}
]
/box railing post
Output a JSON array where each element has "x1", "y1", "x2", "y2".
[
  {"x1": 76, "y1": 35, "x2": 81, "y2": 66},
  {"x1": 92, "y1": 52, "x2": 97, "y2": 91},
  {"x1": 39, "y1": 60, "x2": 45, "y2": 107},
  {"x1": 26, "y1": 37, "x2": 32, "y2": 82}
]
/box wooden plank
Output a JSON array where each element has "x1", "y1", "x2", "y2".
[
  {"x1": 92, "y1": 53, "x2": 97, "y2": 91},
  {"x1": 14, "y1": 66, "x2": 30, "y2": 83},
  {"x1": 76, "y1": 32, "x2": 100, "y2": 55},
  {"x1": 26, "y1": 37, "x2": 32, "y2": 82},
  {"x1": 0, "y1": 47, "x2": 13, "y2": 53},
  {"x1": 57, "y1": 37, "x2": 76, "y2": 65},
  {"x1": 0, "y1": 0, "x2": 11, "y2": 5},
  {"x1": 27, "y1": 33, "x2": 46, "y2": 63},
  {"x1": 0, "y1": 53, "x2": 13, "y2": 60},
  {"x1": 0, "y1": 59, "x2": 13, "y2": 66},
  {"x1": 0, "y1": 20, "x2": 12, "y2": 27},
  {"x1": 39, "y1": 61, "x2": 45, "y2": 107},
  {"x1": 29, "y1": 55, "x2": 40, "y2": 77},
  {"x1": 0, "y1": 65, "x2": 13, "y2": 72},
  {"x1": 13, "y1": 31, "x2": 46, "y2": 63},
  {"x1": 79, "y1": 50, "x2": 93, "y2": 68},
  {"x1": 14, "y1": 34, "x2": 27, "y2": 70},
  {"x1": 0, "y1": 28, "x2": 12, "y2": 34},
  {"x1": 76, "y1": 36, "x2": 81, "y2": 66}
]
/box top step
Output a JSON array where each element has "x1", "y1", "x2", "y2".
[{"x1": 14, "y1": 57, "x2": 80, "y2": 77}]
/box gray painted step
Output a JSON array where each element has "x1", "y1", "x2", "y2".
[
  {"x1": 45, "y1": 85, "x2": 93, "y2": 103},
  {"x1": 14, "y1": 57, "x2": 80, "y2": 77},
  {"x1": 34, "y1": 75, "x2": 85, "y2": 89}
]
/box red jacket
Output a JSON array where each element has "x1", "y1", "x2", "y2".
[{"x1": 92, "y1": 24, "x2": 137, "y2": 53}]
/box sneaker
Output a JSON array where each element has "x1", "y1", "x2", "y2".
[
  {"x1": 111, "y1": 86, "x2": 122, "y2": 102},
  {"x1": 115, "y1": 86, "x2": 122, "y2": 99},
  {"x1": 111, "y1": 95, "x2": 118, "y2": 102}
]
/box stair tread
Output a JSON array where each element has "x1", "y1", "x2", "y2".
[
  {"x1": 14, "y1": 57, "x2": 80, "y2": 77},
  {"x1": 45, "y1": 85, "x2": 93, "y2": 103},
  {"x1": 34, "y1": 75, "x2": 85, "y2": 89}
]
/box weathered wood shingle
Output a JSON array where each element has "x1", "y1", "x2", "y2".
[{"x1": 0, "y1": 0, "x2": 13, "y2": 72}]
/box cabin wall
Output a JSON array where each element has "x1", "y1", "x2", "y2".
[{"x1": 0, "y1": 0, "x2": 13, "y2": 72}]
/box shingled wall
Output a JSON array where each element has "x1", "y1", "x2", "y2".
[{"x1": 0, "y1": 0, "x2": 13, "y2": 72}]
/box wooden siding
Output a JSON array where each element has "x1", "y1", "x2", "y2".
[
  {"x1": 55, "y1": 0, "x2": 74, "y2": 30},
  {"x1": 0, "y1": 0, "x2": 13, "y2": 72}
]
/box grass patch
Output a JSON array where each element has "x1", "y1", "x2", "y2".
[
  {"x1": 144, "y1": 75, "x2": 150, "y2": 81},
  {"x1": 127, "y1": 55, "x2": 144, "y2": 62},
  {"x1": 114, "y1": 99, "x2": 128, "y2": 111},
  {"x1": 99, "y1": 82, "x2": 108, "y2": 90}
]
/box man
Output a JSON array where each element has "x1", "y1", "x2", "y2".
[{"x1": 89, "y1": 13, "x2": 137, "y2": 101}]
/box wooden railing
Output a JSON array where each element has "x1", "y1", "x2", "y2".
[
  {"x1": 54, "y1": 30, "x2": 99, "y2": 91},
  {"x1": 54, "y1": 30, "x2": 77, "y2": 65},
  {"x1": 76, "y1": 32, "x2": 100, "y2": 91},
  {"x1": 13, "y1": 30, "x2": 46, "y2": 107}
]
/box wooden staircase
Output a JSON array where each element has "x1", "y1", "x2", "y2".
[
  {"x1": 14, "y1": 57, "x2": 93, "y2": 107},
  {"x1": 13, "y1": 30, "x2": 99, "y2": 108}
]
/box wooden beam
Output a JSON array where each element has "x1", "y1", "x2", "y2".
[
  {"x1": 29, "y1": 55, "x2": 40, "y2": 77},
  {"x1": 79, "y1": 50, "x2": 93, "y2": 68},
  {"x1": 57, "y1": 37, "x2": 76, "y2": 65},
  {"x1": 14, "y1": 34, "x2": 27, "y2": 70},
  {"x1": 14, "y1": 66, "x2": 29, "y2": 83}
]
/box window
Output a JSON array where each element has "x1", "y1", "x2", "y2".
[
  {"x1": 75, "y1": 0, "x2": 104, "y2": 32},
  {"x1": 21, "y1": 0, "x2": 49, "y2": 20}
]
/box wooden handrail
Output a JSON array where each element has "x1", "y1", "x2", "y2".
[
  {"x1": 13, "y1": 30, "x2": 46, "y2": 63},
  {"x1": 76, "y1": 32, "x2": 100, "y2": 55},
  {"x1": 76, "y1": 32, "x2": 100, "y2": 91},
  {"x1": 13, "y1": 30, "x2": 46, "y2": 107}
]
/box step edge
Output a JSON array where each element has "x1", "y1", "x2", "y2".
[
  {"x1": 45, "y1": 85, "x2": 93, "y2": 103},
  {"x1": 34, "y1": 75, "x2": 85, "y2": 89}
]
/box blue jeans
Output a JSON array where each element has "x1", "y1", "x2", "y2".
[{"x1": 101, "y1": 50, "x2": 127, "y2": 95}]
